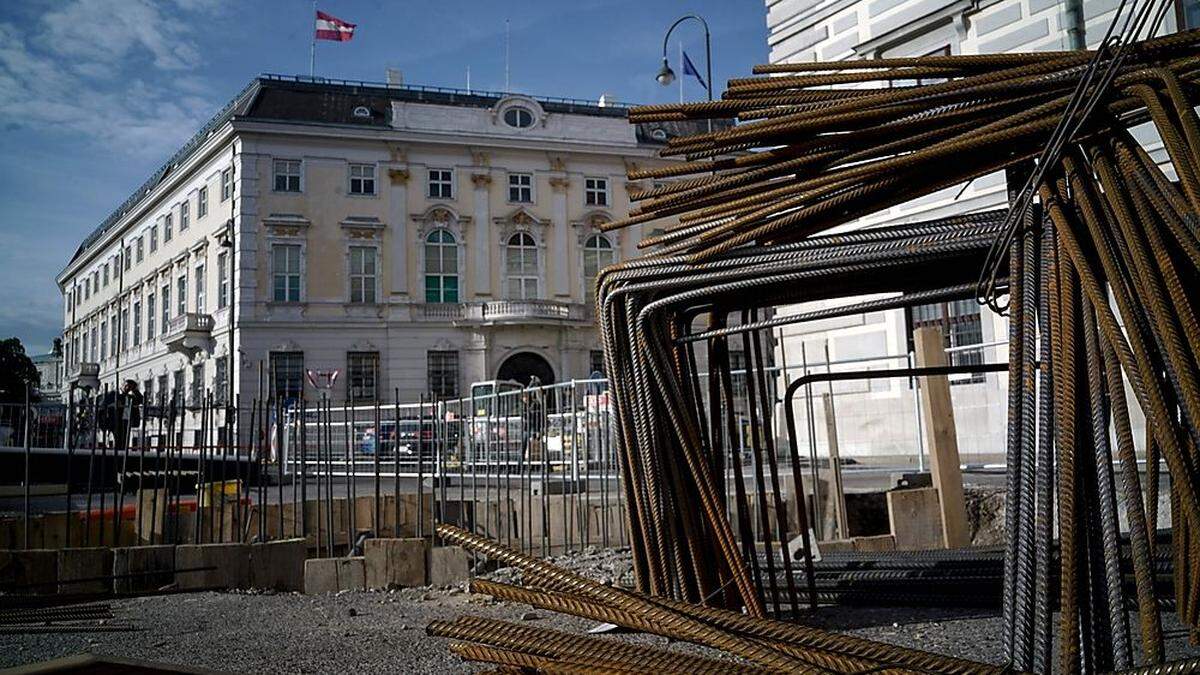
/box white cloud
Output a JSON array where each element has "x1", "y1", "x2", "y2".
[{"x1": 0, "y1": 0, "x2": 224, "y2": 158}]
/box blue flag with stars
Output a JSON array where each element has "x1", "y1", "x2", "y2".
[{"x1": 682, "y1": 50, "x2": 706, "y2": 89}]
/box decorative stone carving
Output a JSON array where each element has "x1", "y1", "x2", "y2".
[
  {"x1": 388, "y1": 168, "x2": 410, "y2": 184},
  {"x1": 471, "y1": 173, "x2": 492, "y2": 188},
  {"x1": 549, "y1": 157, "x2": 566, "y2": 172},
  {"x1": 471, "y1": 150, "x2": 490, "y2": 167},
  {"x1": 549, "y1": 177, "x2": 570, "y2": 193}
]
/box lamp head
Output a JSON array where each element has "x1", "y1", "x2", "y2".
[{"x1": 655, "y1": 58, "x2": 676, "y2": 86}]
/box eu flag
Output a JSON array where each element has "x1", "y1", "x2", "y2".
[{"x1": 682, "y1": 50, "x2": 707, "y2": 89}]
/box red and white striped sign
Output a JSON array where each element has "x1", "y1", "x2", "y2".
[{"x1": 315, "y1": 10, "x2": 356, "y2": 42}]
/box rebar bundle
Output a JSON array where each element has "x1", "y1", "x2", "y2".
[{"x1": 587, "y1": 12, "x2": 1200, "y2": 675}]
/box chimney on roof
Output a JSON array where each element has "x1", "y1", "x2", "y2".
[
  {"x1": 386, "y1": 68, "x2": 404, "y2": 86},
  {"x1": 598, "y1": 92, "x2": 615, "y2": 107}
]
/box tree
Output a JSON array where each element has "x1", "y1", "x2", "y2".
[{"x1": 0, "y1": 338, "x2": 40, "y2": 404}]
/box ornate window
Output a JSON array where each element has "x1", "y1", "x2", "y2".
[
  {"x1": 132, "y1": 299, "x2": 141, "y2": 346},
  {"x1": 582, "y1": 234, "x2": 615, "y2": 290},
  {"x1": 176, "y1": 274, "x2": 187, "y2": 315},
  {"x1": 427, "y1": 168, "x2": 454, "y2": 199},
  {"x1": 348, "y1": 246, "x2": 377, "y2": 304},
  {"x1": 349, "y1": 163, "x2": 376, "y2": 195},
  {"x1": 220, "y1": 168, "x2": 233, "y2": 201},
  {"x1": 272, "y1": 244, "x2": 302, "y2": 303},
  {"x1": 195, "y1": 262, "x2": 206, "y2": 313},
  {"x1": 217, "y1": 252, "x2": 229, "y2": 309},
  {"x1": 146, "y1": 293, "x2": 155, "y2": 339},
  {"x1": 273, "y1": 160, "x2": 302, "y2": 192},
  {"x1": 508, "y1": 172, "x2": 533, "y2": 203},
  {"x1": 585, "y1": 177, "x2": 609, "y2": 206},
  {"x1": 424, "y1": 229, "x2": 459, "y2": 303},
  {"x1": 503, "y1": 106, "x2": 535, "y2": 128},
  {"x1": 269, "y1": 351, "x2": 304, "y2": 403},
  {"x1": 427, "y1": 350, "x2": 459, "y2": 397},
  {"x1": 505, "y1": 232, "x2": 538, "y2": 299},
  {"x1": 347, "y1": 351, "x2": 379, "y2": 400},
  {"x1": 908, "y1": 299, "x2": 984, "y2": 384},
  {"x1": 161, "y1": 282, "x2": 171, "y2": 333}
]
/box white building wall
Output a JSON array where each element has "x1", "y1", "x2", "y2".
[{"x1": 60, "y1": 86, "x2": 672, "y2": 441}]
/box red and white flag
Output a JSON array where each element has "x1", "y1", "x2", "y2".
[{"x1": 315, "y1": 10, "x2": 356, "y2": 42}]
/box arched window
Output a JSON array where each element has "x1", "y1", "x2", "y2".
[
  {"x1": 424, "y1": 229, "x2": 458, "y2": 303},
  {"x1": 503, "y1": 106, "x2": 535, "y2": 128},
  {"x1": 582, "y1": 234, "x2": 615, "y2": 290},
  {"x1": 506, "y1": 232, "x2": 538, "y2": 299}
]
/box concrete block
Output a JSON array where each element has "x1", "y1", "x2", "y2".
[
  {"x1": 428, "y1": 546, "x2": 469, "y2": 587},
  {"x1": 364, "y1": 538, "x2": 427, "y2": 589},
  {"x1": 304, "y1": 556, "x2": 365, "y2": 594},
  {"x1": 175, "y1": 543, "x2": 250, "y2": 590},
  {"x1": 0, "y1": 549, "x2": 57, "y2": 594},
  {"x1": 249, "y1": 538, "x2": 307, "y2": 591},
  {"x1": 41, "y1": 513, "x2": 70, "y2": 550},
  {"x1": 112, "y1": 545, "x2": 175, "y2": 593},
  {"x1": 57, "y1": 547, "x2": 114, "y2": 594},
  {"x1": 888, "y1": 487, "x2": 944, "y2": 551},
  {"x1": 136, "y1": 489, "x2": 170, "y2": 544}
]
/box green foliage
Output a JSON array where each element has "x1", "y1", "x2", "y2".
[{"x1": 0, "y1": 337, "x2": 40, "y2": 404}]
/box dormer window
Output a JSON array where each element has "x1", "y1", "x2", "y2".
[{"x1": 503, "y1": 106, "x2": 535, "y2": 129}]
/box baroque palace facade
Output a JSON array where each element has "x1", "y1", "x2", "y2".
[{"x1": 58, "y1": 74, "x2": 691, "y2": 419}]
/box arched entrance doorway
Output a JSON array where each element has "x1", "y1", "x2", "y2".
[{"x1": 497, "y1": 352, "x2": 555, "y2": 387}]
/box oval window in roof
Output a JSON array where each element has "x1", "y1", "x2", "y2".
[
  {"x1": 353, "y1": 105, "x2": 372, "y2": 118},
  {"x1": 503, "y1": 106, "x2": 535, "y2": 128}
]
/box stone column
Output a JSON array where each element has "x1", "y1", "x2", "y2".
[
  {"x1": 471, "y1": 172, "x2": 492, "y2": 296},
  {"x1": 387, "y1": 166, "x2": 410, "y2": 298},
  {"x1": 549, "y1": 176, "x2": 570, "y2": 298}
]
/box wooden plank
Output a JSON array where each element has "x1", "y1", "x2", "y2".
[
  {"x1": 887, "y1": 487, "x2": 944, "y2": 550},
  {"x1": 852, "y1": 534, "x2": 896, "y2": 552},
  {"x1": 821, "y1": 392, "x2": 850, "y2": 540},
  {"x1": 913, "y1": 326, "x2": 971, "y2": 548}
]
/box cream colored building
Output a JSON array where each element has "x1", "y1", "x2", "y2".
[{"x1": 57, "y1": 75, "x2": 692, "y2": 436}]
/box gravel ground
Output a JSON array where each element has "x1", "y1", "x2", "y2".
[{"x1": 2, "y1": 548, "x2": 1197, "y2": 673}]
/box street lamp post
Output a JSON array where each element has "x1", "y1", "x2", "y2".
[{"x1": 656, "y1": 14, "x2": 713, "y2": 131}]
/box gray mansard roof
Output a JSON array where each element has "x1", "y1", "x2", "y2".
[{"x1": 70, "y1": 75, "x2": 711, "y2": 267}]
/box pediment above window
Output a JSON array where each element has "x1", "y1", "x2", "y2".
[{"x1": 263, "y1": 213, "x2": 311, "y2": 238}]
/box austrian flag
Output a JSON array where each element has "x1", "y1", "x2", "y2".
[{"x1": 315, "y1": 10, "x2": 356, "y2": 41}]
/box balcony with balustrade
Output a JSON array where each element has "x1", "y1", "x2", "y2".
[
  {"x1": 70, "y1": 362, "x2": 100, "y2": 389},
  {"x1": 408, "y1": 300, "x2": 593, "y2": 326},
  {"x1": 164, "y1": 313, "x2": 214, "y2": 356}
]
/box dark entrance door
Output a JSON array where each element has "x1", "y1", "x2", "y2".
[{"x1": 497, "y1": 352, "x2": 555, "y2": 386}]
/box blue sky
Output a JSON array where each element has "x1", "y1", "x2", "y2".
[{"x1": 0, "y1": 0, "x2": 769, "y2": 355}]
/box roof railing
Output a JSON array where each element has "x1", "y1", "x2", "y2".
[{"x1": 259, "y1": 73, "x2": 638, "y2": 110}]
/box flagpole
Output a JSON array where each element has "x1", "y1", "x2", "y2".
[
  {"x1": 678, "y1": 41, "x2": 683, "y2": 104},
  {"x1": 309, "y1": 0, "x2": 316, "y2": 77}
]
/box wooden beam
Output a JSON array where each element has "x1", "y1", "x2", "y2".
[
  {"x1": 913, "y1": 326, "x2": 971, "y2": 548},
  {"x1": 821, "y1": 392, "x2": 850, "y2": 540}
]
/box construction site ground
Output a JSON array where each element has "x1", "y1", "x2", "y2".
[{"x1": 3, "y1": 548, "x2": 1198, "y2": 673}]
